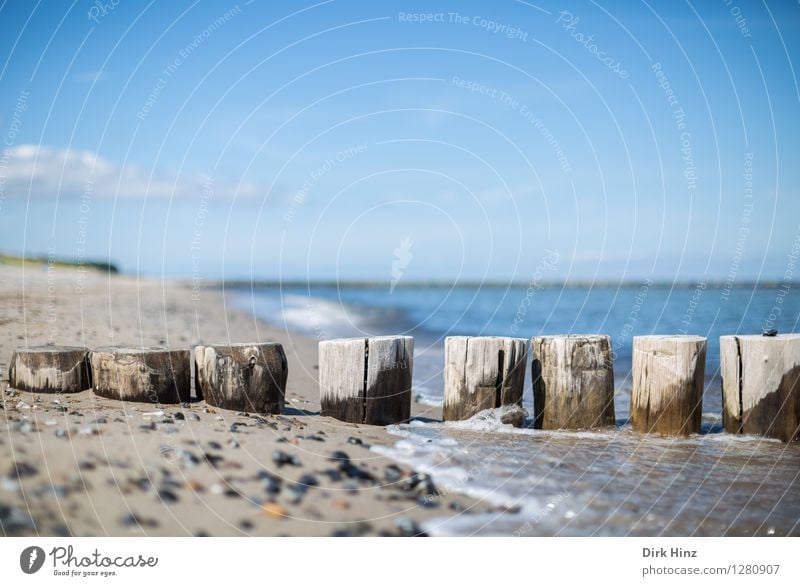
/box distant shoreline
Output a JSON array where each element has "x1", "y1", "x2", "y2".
[
  {"x1": 1, "y1": 252, "x2": 784, "y2": 289},
  {"x1": 210, "y1": 279, "x2": 784, "y2": 290}
]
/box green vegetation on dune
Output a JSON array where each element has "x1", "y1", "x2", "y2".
[{"x1": 0, "y1": 253, "x2": 119, "y2": 274}]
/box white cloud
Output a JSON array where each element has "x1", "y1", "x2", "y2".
[{"x1": 0, "y1": 144, "x2": 264, "y2": 200}]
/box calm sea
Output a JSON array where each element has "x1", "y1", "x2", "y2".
[{"x1": 232, "y1": 283, "x2": 800, "y2": 536}]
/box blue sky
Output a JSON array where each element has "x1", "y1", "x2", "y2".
[{"x1": 0, "y1": 0, "x2": 798, "y2": 282}]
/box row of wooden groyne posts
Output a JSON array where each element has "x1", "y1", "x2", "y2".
[{"x1": 5, "y1": 333, "x2": 800, "y2": 443}]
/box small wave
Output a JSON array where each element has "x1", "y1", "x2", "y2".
[
  {"x1": 414, "y1": 385, "x2": 443, "y2": 407},
  {"x1": 279, "y1": 293, "x2": 364, "y2": 338}
]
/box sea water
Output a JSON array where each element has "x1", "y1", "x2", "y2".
[{"x1": 232, "y1": 284, "x2": 800, "y2": 535}]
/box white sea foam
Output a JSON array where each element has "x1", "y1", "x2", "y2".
[
  {"x1": 375, "y1": 410, "x2": 800, "y2": 536},
  {"x1": 278, "y1": 293, "x2": 364, "y2": 338}
]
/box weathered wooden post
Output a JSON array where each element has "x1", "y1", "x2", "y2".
[
  {"x1": 631, "y1": 335, "x2": 706, "y2": 436},
  {"x1": 90, "y1": 346, "x2": 190, "y2": 403},
  {"x1": 442, "y1": 336, "x2": 528, "y2": 422},
  {"x1": 530, "y1": 335, "x2": 615, "y2": 429},
  {"x1": 721, "y1": 334, "x2": 800, "y2": 442},
  {"x1": 7, "y1": 346, "x2": 92, "y2": 393},
  {"x1": 319, "y1": 335, "x2": 413, "y2": 425},
  {"x1": 194, "y1": 343, "x2": 287, "y2": 414}
]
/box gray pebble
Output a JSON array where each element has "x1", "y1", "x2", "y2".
[
  {"x1": 272, "y1": 450, "x2": 300, "y2": 468},
  {"x1": 121, "y1": 512, "x2": 159, "y2": 529},
  {"x1": 384, "y1": 465, "x2": 403, "y2": 483},
  {"x1": 395, "y1": 517, "x2": 426, "y2": 537}
]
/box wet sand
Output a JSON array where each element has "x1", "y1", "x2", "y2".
[{"x1": 0, "y1": 264, "x2": 490, "y2": 536}]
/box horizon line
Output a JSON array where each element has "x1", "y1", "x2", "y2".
[{"x1": 208, "y1": 279, "x2": 784, "y2": 289}]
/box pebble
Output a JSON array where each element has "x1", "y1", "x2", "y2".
[
  {"x1": 272, "y1": 450, "x2": 300, "y2": 468},
  {"x1": 395, "y1": 517, "x2": 427, "y2": 537},
  {"x1": 416, "y1": 495, "x2": 439, "y2": 508},
  {"x1": 321, "y1": 469, "x2": 342, "y2": 482},
  {"x1": 121, "y1": 512, "x2": 159, "y2": 529},
  {"x1": 1, "y1": 477, "x2": 20, "y2": 492},
  {"x1": 261, "y1": 502, "x2": 288, "y2": 519},
  {"x1": 185, "y1": 480, "x2": 204, "y2": 493},
  {"x1": 204, "y1": 453, "x2": 224, "y2": 468},
  {"x1": 286, "y1": 484, "x2": 306, "y2": 504},
  {"x1": 257, "y1": 470, "x2": 282, "y2": 495},
  {"x1": 174, "y1": 412, "x2": 185, "y2": 421},
  {"x1": 402, "y1": 472, "x2": 436, "y2": 496},
  {"x1": 763, "y1": 329, "x2": 778, "y2": 337},
  {"x1": 298, "y1": 473, "x2": 319, "y2": 488},
  {"x1": 449, "y1": 501, "x2": 467, "y2": 512},
  {"x1": 384, "y1": 465, "x2": 403, "y2": 483},
  {"x1": 177, "y1": 449, "x2": 201, "y2": 469},
  {"x1": 0, "y1": 504, "x2": 35, "y2": 532},
  {"x1": 329, "y1": 450, "x2": 350, "y2": 465},
  {"x1": 157, "y1": 489, "x2": 180, "y2": 503},
  {"x1": 208, "y1": 441, "x2": 223, "y2": 450},
  {"x1": 90, "y1": 416, "x2": 108, "y2": 424},
  {"x1": 341, "y1": 463, "x2": 375, "y2": 483},
  {"x1": 79, "y1": 426, "x2": 99, "y2": 436},
  {"x1": 498, "y1": 404, "x2": 528, "y2": 428},
  {"x1": 228, "y1": 438, "x2": 240, "y2": 449},
  {"x1": 187, "y1": 413, "x2": 201, "y2": 421},
  {"x1": 14, "y1": 421, "x2": 34, "y2": 433},
  {"x1": 16, "y1": 400, "x2": 31, "y2": 410},
  {"x1": 332, "y1": 521, "x2": 373, "y2": 537},
  {"x1": 54, "y1": 429, "x2": 67, "y2": 438}
]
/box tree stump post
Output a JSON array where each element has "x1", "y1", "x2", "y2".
[
  {"x1": 442, "y1": 336, "x2": 528, "y2": 422},
  {"x1": 530, "y1": 334, "x2": 615, "y2": 430},
  {"x1": 90, "y1": 346, "x2": 191, "y2": 404},
  {"x1": 721, "y1": 334, "x2": 800, "y2": 442},
  {"x1": 194, "y1": 343, "x2": 287, "y2": 414},
  {"x1": 319, "y1": 335, "x2": 413, "y2": 425},
  {"x1": 631, "y1": 335, "x2": 706, "y2": 436},
  {"x1": 7, "y1": 346, "x2": 92, "y2": 393}
]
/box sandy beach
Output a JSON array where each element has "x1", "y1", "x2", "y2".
[{"x1": 0, "y1": 263, "x2": 488, "y2": 537}]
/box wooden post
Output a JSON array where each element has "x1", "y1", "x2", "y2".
[
  {"x1": 194, "y1": 343, "x2": 287, "y2": 414},
  {"x1": 721, "y1": 334, "x2": 800, "y2": 442},
  {"x1": 319, "y1": 335, "x2": 413, "y2": 425},
  {"x1": 7, "y1": 345, "x2": 91, "y2": 393},
  {"x1": 90, "y1": 346, "x2": 190, "y2": 404},
  {"x1": 631, "y1": 335, "x2": 706, "y2": 436},
  {"x1": 530, "y1": 335, "x2": 615, "y2": 430},
  {"x1": 442, "y1": 336, "x2": 528, "y2": 422}
]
